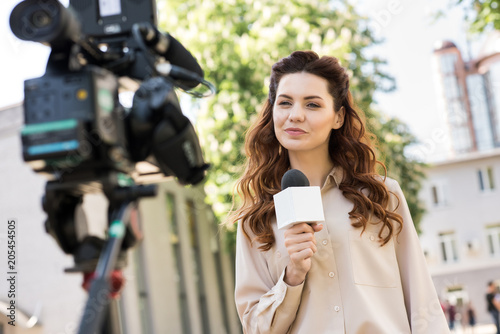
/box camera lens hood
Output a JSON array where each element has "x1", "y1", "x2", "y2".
[{"x1": 10, "y1": 0, "x2": 80, "y2": 47}]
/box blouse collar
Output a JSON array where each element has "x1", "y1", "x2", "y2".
[{"x1": 322, "y1": 165, "x2": 344, "y2": 190}]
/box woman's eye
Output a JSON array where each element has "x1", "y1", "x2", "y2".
[
  {"x1": 279, "y1": 101, "x2": 292, "y2": 106},
  {"x1": 307, "y1": 103, "x2": 320, "y2": 108}
]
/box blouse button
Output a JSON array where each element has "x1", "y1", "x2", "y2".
[
  {"x1": 328, "y1": 272, "x2": 335, "y2": 278},
  {"x1": 369, "y1": 235, "x2": 375, "y2": 241},
  {"x1": 334, "y1": 306, "x2": 340, "y2": 312},
  {"x1": 322, "y1": 240, "x2": 328, "y2": 245},
  {"x1": 277, "y1": 251, "x2": 281, "y2": 258}
]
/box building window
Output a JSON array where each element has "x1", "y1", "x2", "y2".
[
  {"x1": 487, "y1": 225, "x2": 500, "y2": 257},
  {"x1": 467, "y1": 74, "x2": 495, "y2": 151},
  {"x1": 439, "y1": 232, "x2": 459, "y2": 263},
  {"x1": 430, "y1": 181, "x2": 448, "y2": 207},
  {"x1": 447, "y1": 101, "x2": 467, "y2": 124},
  {"x1": 440, "y1": 53, "x2": 458, "y2": 75},
  {"x1": 443, "y1": 75, "x2": 461, "y2": 100},
  {"x1": 450, "y1": 126, "x2": 473, "y2": 153},
  {"x1": 485, "y1": 63, "x2": 500, "y2": 146},
  {"x1": 431, "y1": 186, "x2": 439, "y2": 205},
  {"x1": 478, "y1": 166, "x2": 495, "y2": 192}
]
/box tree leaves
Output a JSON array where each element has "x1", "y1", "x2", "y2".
[{"x1": 458, "y1": 0, "x2": 500, "y2": 33}]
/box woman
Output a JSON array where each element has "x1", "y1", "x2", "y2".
[{"x1": 231, "y1": 51, "x2": 449, "y2": 333}]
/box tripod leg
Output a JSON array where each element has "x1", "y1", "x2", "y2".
[
  {"x1": 101, "y1": 299, "x2": 123, "y2": 334},
  {"x1": 78, "y1": 203, "x2": 130, "y2": 334}
]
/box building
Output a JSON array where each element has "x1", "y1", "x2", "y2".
[
  {"x1": 0, "y1": 103, "x2": 241, "y2": 333},
  {"x1": 424, "y1": 32, "x2": 500, "y2": 324},
  {"x1": 433, "y1": 31, "x2": 500, "y2": 156},
  {"x1": 418, "y1": 148, "x2": 500, "y2": 324}
]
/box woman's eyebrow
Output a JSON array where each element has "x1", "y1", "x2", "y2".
[{"x1": 277, "y1": 94, "x2": 324, "y2": 100}]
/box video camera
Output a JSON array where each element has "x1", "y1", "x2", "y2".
[
  {"x1": 9, "y1": 1, "x2": 212, "y2": 331},
  {"x1": 10, "y1": 0, "x2": 210, "y2": 187}
]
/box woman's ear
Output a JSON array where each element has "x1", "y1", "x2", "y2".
[{"x1": 333, "y1": 106, "x2": 345, "y2": 129}]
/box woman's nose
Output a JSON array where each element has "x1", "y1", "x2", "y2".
[{"x1": 288, "y1": 106, "x2": 305, "y2": 122}]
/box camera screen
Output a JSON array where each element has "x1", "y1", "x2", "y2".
[{"x1": 99, "y1": 0, "x2": 122, "y2": 17}]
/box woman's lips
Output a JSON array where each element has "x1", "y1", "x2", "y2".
[{"x1": 285, "y1": 128, "x2": 306, "y2": 136}]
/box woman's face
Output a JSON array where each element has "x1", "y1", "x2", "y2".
[{"x1": 273, "y1": 72, "x2": 343, "y2": 158}]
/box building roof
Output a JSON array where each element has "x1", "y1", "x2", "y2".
[
  {"x1": 430, "y1": 147, "x2": 500, "y2": 167},
  {"x1": 0, "y1": 102, "x2": 23, "y2": 139},
  {"x1": 0, "y1": 101, "x2": 23, "y2": 112},
  {"x1": 433, "y1": 40, "x2": 458, "y2": 52}
]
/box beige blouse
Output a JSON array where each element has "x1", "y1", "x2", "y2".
[{"x1": 235, "y1": 167, "x2": 450, "y2": 333}]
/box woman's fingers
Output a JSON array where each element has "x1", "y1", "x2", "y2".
[
  {"x1": 287, "y1": 240, "x2": 317, "y2": 255},
  {"x1": 284, "y1": 230, "x2": 316, "y2": 247},
  {"x1": 283, "y1": 223, "x2": 324, "y2": 285},
  {"x1": 290, "y1": 248, "x2": 315, "y2": 262},
  {"x1": 311, "y1": 223, "x2": 323, "y2": 232},
  {"x1": 285, "y1": 222, "x2": 315, "y2": 236},
  {"x1": 285, "y1": 223, "x2": 320, "y2": 259}
]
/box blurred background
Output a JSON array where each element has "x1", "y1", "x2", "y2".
[{"x1": 0, "y1": 0, "x2": 499, "y2": 333}]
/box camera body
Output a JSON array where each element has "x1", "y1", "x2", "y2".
[
  {"x1": 11, "y1": 0, "x2": 209, "y2": 186},
  {"x1": 21, "y1": 66, "x2": 134, "y2": 178},
  {"x1": 70, "y1": 0, "x2": 156, "y2": 41}
]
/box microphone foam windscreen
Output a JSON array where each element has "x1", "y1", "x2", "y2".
[{"x1": 281, "y1": 169, "x2": 310, "y2": 190}]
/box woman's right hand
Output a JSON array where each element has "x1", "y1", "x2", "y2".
[{"x1": 283, "y1": 222, "x2": 323, "y2": 286}]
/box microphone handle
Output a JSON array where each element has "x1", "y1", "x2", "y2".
[
  {"x1": 164, "y1": 34, "x2": 204, "y2": 79},
  {"x1": 139, "y1": 23, "x2": 203, "y2": 88}
]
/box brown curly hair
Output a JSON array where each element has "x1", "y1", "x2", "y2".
[{"x1": 230, "y1": 50, "x2": 403, "y2": 250}]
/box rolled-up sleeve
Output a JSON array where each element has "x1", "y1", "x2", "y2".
[
  {"x1": 389, "y1": 180, "x2": 450, "y2": 333},
  {"x1": 234, "y1": 222, "x2": 303, "y2": 334}
]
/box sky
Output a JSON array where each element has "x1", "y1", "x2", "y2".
[{"x1": 0, "y1": 0, "x2": 487, "y2": 162}]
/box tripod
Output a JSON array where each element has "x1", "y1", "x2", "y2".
[{"x1": 42, "y1": 172, "x2": 157, "y2": 334}]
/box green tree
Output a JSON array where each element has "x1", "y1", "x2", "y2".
[
  {"x1": 158, "y1": 0, "x2": 426, "y2": 246},
  {"x1": 458, "y1": 0, "x2": 500, "y2": 33},
  {"x1": 376, "y1": 117, "x2": 426, "y2": 234}
]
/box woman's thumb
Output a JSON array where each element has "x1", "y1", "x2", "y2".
[{"x1": 312, "y1": 223, "x2": 323, "y2": 232}]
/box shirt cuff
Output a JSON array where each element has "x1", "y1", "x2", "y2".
[
  {"x1": 255, "y1": 268, "x2": 305, "y2": 332},
  {"x1": 275, "y1": 268, "x2": 304, "y2": 312}
]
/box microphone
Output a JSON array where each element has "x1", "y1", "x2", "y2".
[
  {"x1": 274, "y1": 169, "x2": 325, "y2": 230},
  {"x1": 281, "y1": 169, "x2": 310, "y2": 189},
  {"x1": 137, "y1": 23, "x2": 203, "y2": 88},
  {"x1": 163, "y1": 34, "x2": 204, "y2": 79}
]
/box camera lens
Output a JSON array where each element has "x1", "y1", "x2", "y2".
[
  {"x1": 31, "y1": 10, "x2": 53, "y2": 28},
  {"x1": 10, "y1": 0, "x2": 81, "y2": 47}
]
